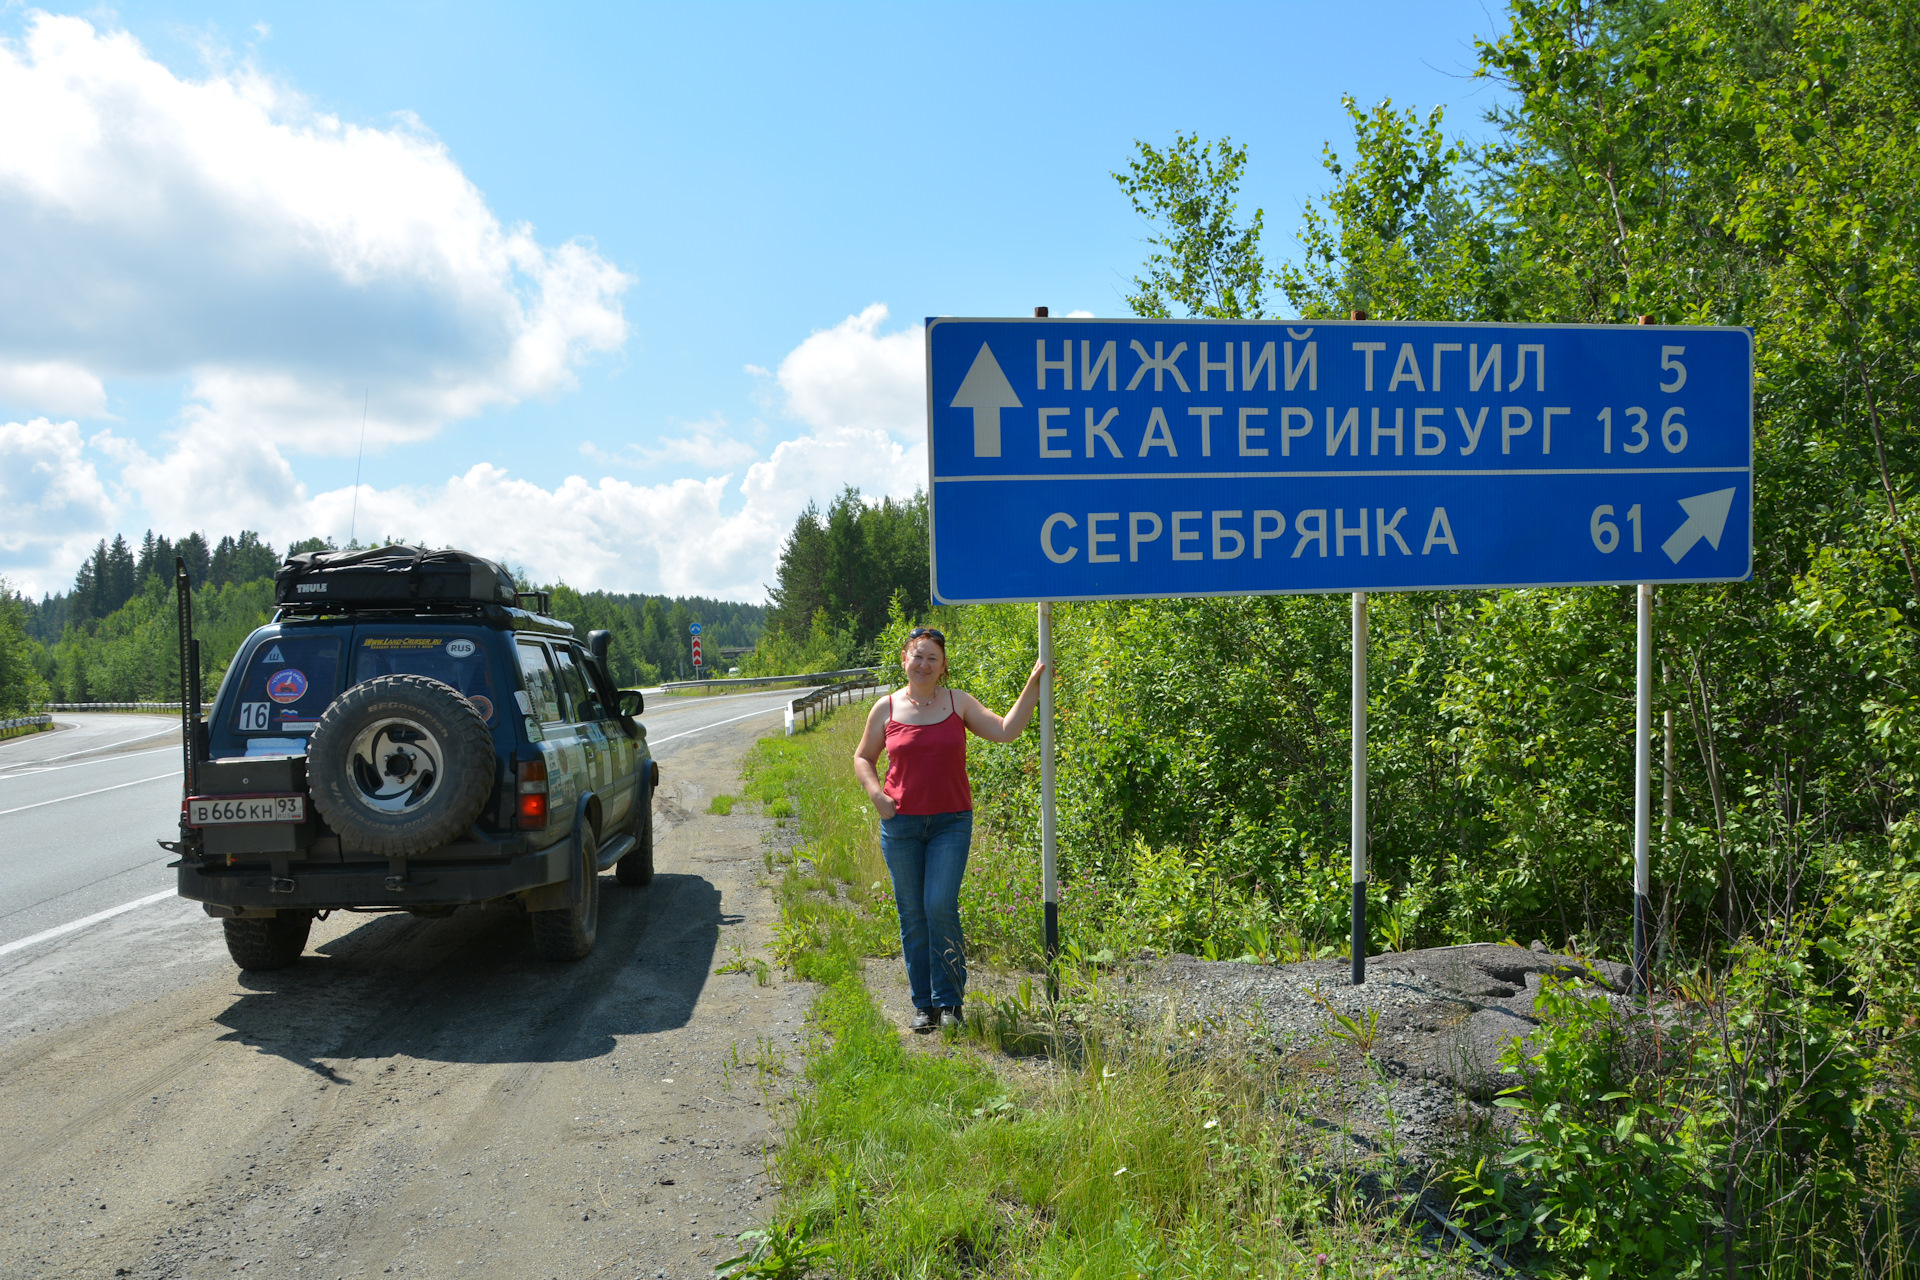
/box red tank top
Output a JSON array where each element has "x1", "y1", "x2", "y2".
[{"x1": 883, "y1": 691, "x2": 973, "y2": 815}]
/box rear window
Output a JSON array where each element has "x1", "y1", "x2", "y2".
[
  {"x1": 353, "y1": 634, "x2": 500, "y2": 724},
  {"x1": 223, "y1": 634, "x2": 343, "y2": 755}
]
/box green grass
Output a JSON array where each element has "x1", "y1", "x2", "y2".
[
  {"x1": 709, "y1": 793, "x2": 737, "y2": 815},
  {"x1": 734, "y1": 707, "x2": 1474, "y2": 1279}
]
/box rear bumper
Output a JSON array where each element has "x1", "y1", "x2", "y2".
[{"x1": 177, "y1": 836, "x2": 574, "y2": 910}]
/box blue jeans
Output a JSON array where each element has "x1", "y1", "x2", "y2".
[{"x1": 880, "y1": 810, "x2": 972, "y2": 1010}]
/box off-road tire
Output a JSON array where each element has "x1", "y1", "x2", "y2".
[
  {"x1": 307, "y1": 675, "x2": 494, "y2": 857},
  {"x1": 222, "y1": 912, "x2": 313, "y2": 971},
  {"x1": 615, "y1": 775, "x2": 654, "y2": 887},
  {"x1": 615, "y1": 801, "x2": 654, "y2": 886},
  {"x1": 531, "y1": 823, "x2": 600, "y2": 961}
]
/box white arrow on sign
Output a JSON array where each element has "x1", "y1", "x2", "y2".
[
  {"x1": 1661, "y1": 487, "x2": 1737, "y2": 563},
  {"x1": 950, "y1": 343, "x2": 1021, "y2": 458}
]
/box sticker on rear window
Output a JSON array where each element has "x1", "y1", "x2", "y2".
[
  {"x1": 446, "y1": 639, "x2": 477, "y2": 658},
  {"x1": 468, "y1": 694, "x2": 494, "y2": 721},
  {"x1": 259, "y1": 644, "x2": 284, "y2": 664},
  {"x1": 266, "y1": 669, "x2": 309, "y2": 703},
  {"x1": 239, "y1": 701, "x2": 272, "y2": 731}
]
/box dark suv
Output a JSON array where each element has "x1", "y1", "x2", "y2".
[{"x1": 169, "y1": 546, "x2": 656, "y2": 971}]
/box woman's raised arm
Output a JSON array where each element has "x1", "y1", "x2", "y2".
[{"x1": 958, "y1": 661, "x2": 1047, "y2": 744}]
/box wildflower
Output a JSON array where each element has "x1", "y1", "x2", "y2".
[{"x1": 1203, "y1": 1118, "x2": 1219, "y2": 1130}]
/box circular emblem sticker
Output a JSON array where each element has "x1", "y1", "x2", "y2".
[
  {"x1": 266, "y1": 668, "x2": 309, "y2": 704},
  {"x1": 446, "y1": 639, "x2": 477, "y2": 658},
  {"x1": 468, "y1": 694, "x2": 495, "y2": 722}
]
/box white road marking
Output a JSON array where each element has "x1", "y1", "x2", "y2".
[
  {"x1": 648, "y1": 704, "x2": 787, "y2": 745},
  {"x1": 0, "y1": 772, "x2": 177, "y2": 817},
  {"x1": 0, "y1": 727, "x2": 179, "y2": 769},
  {"x1": 0, "y1": 888, "x2": 177, "y2": 960},
  {"x1": 0, "y1": 744, "x2": 179, "y2": 782}
]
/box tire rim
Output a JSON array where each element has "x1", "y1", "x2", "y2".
[{"x1": 345, "y1": 716, "x2": 445, "y2": 812}]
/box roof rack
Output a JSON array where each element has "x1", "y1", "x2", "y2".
[
  {"x1": 274, "y1": 599, "x2": 500, "y2": 620},
  {"x1": 516, "y1": 590, "x2": 552, "y2": 616}
]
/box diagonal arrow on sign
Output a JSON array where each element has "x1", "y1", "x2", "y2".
[
  {"x1": 1661, "y1": 487, "x2": 1737, "y2": 563},
  {"x1": 950, "y1": 343, "x2": 1021, "y2": 458}
]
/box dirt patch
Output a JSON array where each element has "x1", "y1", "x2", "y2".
[{"x1": 0, "y1": 718, "x2": 807, "y2": 1280}]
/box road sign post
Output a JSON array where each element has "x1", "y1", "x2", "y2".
[
  {"x1": 927, "y1": 316, "x2": 1752, "y2": 984},
  {"x1": 1634, "y1": 583, "x2": 1653, "y2": 997},
  {"x1": 1038, "y1": 601, "x2": 1059, "y2": 998},
  {"x1": 1351, "y1": 591, "x2": 1368, "y2": 985}
]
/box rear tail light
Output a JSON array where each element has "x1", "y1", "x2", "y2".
[{"x1": 517, "y1": 757, "x2": 549, "y2": 829}]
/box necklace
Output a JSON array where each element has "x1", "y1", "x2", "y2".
[{"x1": 902, "y1": 689, "x2": 938, "y2": 707}]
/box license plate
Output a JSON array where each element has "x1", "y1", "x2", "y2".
[{"x1": 189, "y1": 795, "x2": 306, "y2": 825}]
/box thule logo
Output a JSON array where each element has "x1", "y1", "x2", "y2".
[{"x1": 296, "y1": 583, "x2": 328, "y2": 594}]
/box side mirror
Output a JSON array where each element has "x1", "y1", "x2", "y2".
[{"x1": 618, "y1": 688, "x2": 645, "y2": 717}]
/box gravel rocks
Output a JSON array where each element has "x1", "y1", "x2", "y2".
[{"x1": 1094, "y1": 943, "x2": 1627, "y2": 1165}]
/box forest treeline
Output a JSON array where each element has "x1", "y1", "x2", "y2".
[
  {"x1": 0, "y1": 532, "x2": 765, "y2": 711},
  {"x1": 902, "y1": 0, "x2": 1919, "y2": 1273},
  {"x1": 740, "y1": 485, "x2": 928, "y2": 675}
]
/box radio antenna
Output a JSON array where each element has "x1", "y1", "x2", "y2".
[{"x1": 349, "y1": 389, "x2": 368, "y2": 548}]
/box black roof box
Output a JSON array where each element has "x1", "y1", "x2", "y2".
[{"x1": 274, "y1": 545, "x2": 518, "y2": 610}]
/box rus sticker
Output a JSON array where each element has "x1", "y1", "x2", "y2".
[{"x1": 446, "y1": 639, "x2": 477, "y2": 658}]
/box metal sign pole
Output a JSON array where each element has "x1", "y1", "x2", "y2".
[
  {"x1": 1037, "y1": 602, "x2": 1061, "y2": 994},
  {"x1": 1633, "y1": 582, "x2": 1653, "y2": 997},
  {"x1": 1038, "y1": 601, "x2": 1059, "y2": 995},
  {"x1": 1351, "y1": 590, "x2": 1368, "y2": 986}
]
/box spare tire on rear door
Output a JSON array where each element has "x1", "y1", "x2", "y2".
[{"x1": 307, "y1": 674, "x2": 495, "y2": 856}]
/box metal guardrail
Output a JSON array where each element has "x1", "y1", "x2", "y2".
[
  {"x1": 785, "y1": 670, "x2": 884, "y2": 735},
  {"x1": 657, "y1": 667, "x2": 878, "y2": 695},
  {"x1": 1, "y1": 714, "x2": 52, "y2": 732},
  {"x1": 47, "y1": 702, "x2": 210, "y2": 712}
]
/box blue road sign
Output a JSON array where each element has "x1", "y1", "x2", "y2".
[
  {"x1": 689, "y1": 623, "x2": 702, "y2": 636},
  {"x1": 926, "y1": 318, "x2": 1752, "y2": 604}
]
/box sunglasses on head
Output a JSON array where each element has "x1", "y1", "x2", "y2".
[{"x1": 908, "y1": 627, "x2": 945, "y2": 642}]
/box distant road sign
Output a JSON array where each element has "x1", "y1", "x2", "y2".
[
  {"x1": 926, "y1": 318, "x2": 1752, "y2": 604},
  {"x1": 689, "y1": 623, "x2": 702, "y2": 636}
]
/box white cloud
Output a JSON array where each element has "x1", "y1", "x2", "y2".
[
  {"x1": 579, "y1": 415, "x2": 760, "y2": 472},
  {"x1": 775, "y1": 303, "x2": 924, "y2": 435},
  {"x1": 7, "y1": 289, "x2": 930, "y2": 601},
  {"x1": 275, "y1": 424, "x2": 922, "y2": 600},
  {"x1": 0, "y1": 360, "x2": 107, "y2": 417},
  {"x1": 0, "y1": 418, "x2": 114, "y2": 595},
  {"x1": 0, "y1": 12, "x2": 630, "y2": 452}
]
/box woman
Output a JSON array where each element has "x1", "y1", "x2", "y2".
[{"x1": 854, "y1": 626, "x2": 1045, "y2": 1032}]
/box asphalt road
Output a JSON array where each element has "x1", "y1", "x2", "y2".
[
  {"x1": 0, "y1": 692, "x2": 811, "y2": 954},
  {"x1": 0, "y1": 687, "x2": 832, "y2": 1280}
]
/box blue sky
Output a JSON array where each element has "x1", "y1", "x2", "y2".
[{"x1": 0, "y1": 1, "x2": 1506, "y2": 599}]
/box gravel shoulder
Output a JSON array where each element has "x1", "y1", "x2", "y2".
[{"x1": 0, "y1": 715, "x2": 807, "y2": 1280}]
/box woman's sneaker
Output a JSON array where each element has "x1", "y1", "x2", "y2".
[
  {"x1": 910, "y1": 1008, "x2": 939, "y2": 1034},
  {"x1": 940, "y1": 1005, "x2": 965, "y2": 1031}
]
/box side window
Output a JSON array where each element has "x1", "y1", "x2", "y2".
[
  {"x1": 516, "y1": 641, "x2": 564, "y2": 724},
  {"x1": 551, "y1": 645, "x2": 604, "y2": 721}
]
